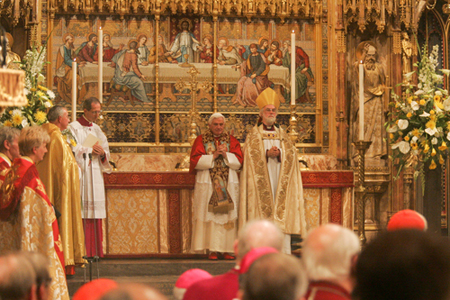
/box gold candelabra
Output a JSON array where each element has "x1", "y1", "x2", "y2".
[
  {"x1": 175, "y1": 66, "x2": 213, "y2": 170},
  {"x1": 287, "y1": 104, "x2": 299, "y2": 143},
  {"x1": 353, "y1": 140, "x2": 372, "y2": 246}
]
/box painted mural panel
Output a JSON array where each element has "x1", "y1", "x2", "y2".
[{"x1": 50, "y1": 17, "x2": 318, "y2": 146}]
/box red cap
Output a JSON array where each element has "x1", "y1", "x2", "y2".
[
  {"x1": 175, "y1": 268, "x2": 212, "y2": 289},
  {"x1": 387, "y1": 209, "x2": 428, "y2": 231},
  {"x1": 239, "y1": 247, "x2": 279, "y2": 274},
  {"x1": 72, "y1": 278, "x2": 118, "y2": 300}
]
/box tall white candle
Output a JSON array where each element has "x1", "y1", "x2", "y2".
[
  {"x1": 72, "y1": 59, "x2": 77, "y2": 122},
  {"x1": 98, "y1": 27, "x2": 103, "y2": 103},
  {"x1": 359, "y1": 60, "x2": 364, "y2": 141},
  {"x1": 291, "y1": 30, "x2": 295, "y2": 105}
]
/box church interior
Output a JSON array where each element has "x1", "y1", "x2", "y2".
[{"x1": 1, "y1": 0, "x2": 450, "y2": 297}]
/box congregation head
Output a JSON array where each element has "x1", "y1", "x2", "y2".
[
  {"x1": 73, "y1": 278, "x2": 119, "y2": 300},
  {"x1": 387, "y1": 209, "x2": 428, "y2": 231},
  {"x1": 23, "y1": 251, "x2": 52, "y2": 300},
  {"x1": 100, "y1": 283, "x2": 168, "y2": 300},
  {"x1": 236, "y1": 220, "x2": 284, "y2": 262},
  {"x1": 354, "y1": 229, "x2": 450, "y2": 300},
  {"x1": 302, "y1": 223, "x2": 360, "y2": 283},
  {"x1": 239, "y1": 252, "x2": 307, "y2": 300},
  {"x1": 0, "y1": 252, "x2": 37, "y2": 300}
]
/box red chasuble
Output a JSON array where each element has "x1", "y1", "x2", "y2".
[{"x1": 0, "y1": 157, "x2": 65, "y2": 267}]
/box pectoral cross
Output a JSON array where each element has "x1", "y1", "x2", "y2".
[{"x1": 175, "y1": 66, "x2": 213, "y2": 144}]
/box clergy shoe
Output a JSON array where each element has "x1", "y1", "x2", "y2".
[
  {"x1": 222, "y1": 253, "x2": 236, "y2": 260},
  {"x1": 208, "y1": 252, "x2": 218, "y2": 260}
]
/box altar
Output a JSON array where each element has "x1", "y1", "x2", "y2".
[{"x1": 102, "y1": 154, "x2": 354, "y2": 257}]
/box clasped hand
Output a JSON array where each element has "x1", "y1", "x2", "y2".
[
  {"x1": 267, "y1": 146, "x2": 280, "y2": 158},
  {"x1": 92, "y1": 142, "x2": 105, "y2": 157},
  {"x1": 213, "y1": 144, "x2": 227, "y2": 159}
]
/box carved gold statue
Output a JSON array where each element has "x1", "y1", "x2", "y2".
[{"x1": 5, "y1": 33, "x2": 21, "y2": 70}]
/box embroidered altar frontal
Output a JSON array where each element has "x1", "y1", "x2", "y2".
[{"x1": 103, "y1": 169, "x2": 354, "y2": 256}]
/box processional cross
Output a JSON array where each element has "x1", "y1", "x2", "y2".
[{"x1": 174, "y1": 66, "x2": 213, "y2": 144}]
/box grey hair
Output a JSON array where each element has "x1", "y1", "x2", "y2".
[
  {"x1": 208, "y1": 113, "x2": 226, "y2": 125},
  {"x1": 47, "y1": 105, "x2": 67, "y2": 122},
  {"x1": 302, "y1": 224, "x2": 360, "y2": 282},
  {"x1": 0, "y1": 127, "x2": 20, "y2": 152},
  {"x1": 237, "y1": 219, "x2": 284, "y2": 260}
]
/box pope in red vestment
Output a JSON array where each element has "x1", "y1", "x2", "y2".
[{"x1": 189, "y1": 113, "x2": 243, "y2": 259}]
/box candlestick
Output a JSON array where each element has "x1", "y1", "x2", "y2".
[
  {"x1": 359, "y1": 61, "x2": 364, "y2": 140},
  {"x1": 98, "y1": 27, "x2": 103, "y2": 103},
  {"x1": 291, "y1": 30, "x2": 295, "y2": 106},
  {"x1": 72, "y1": 59, "x2": 77, "y2": 122}
]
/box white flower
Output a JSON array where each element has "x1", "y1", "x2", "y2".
[
  {"x1": 398, "y1": 119, "x2": 409, "y2": 130},
  {"x1": 412, "y1": 136, "x2": 418, "y2": 143},
  {"x1": 392, "y1": 141, "x2": 411, "y2": 154},
  {"x1": 37, "y1": 73, "x2": 45, "y2": 83},
  {"x1": 444, "y1": 97, "x2": 450, "y2": 111},
  {"x1": 403, "y1": 71, "x2": 415, "y2": 80},
  {"x1": 420, "y1": 111, "x2": 430, "y2": 117},
  {"x1": 44, "y1": 101, "x2": 52, "y2": 108},
  {"x1": 447, "y1": 131, "x2": 450, "y2": 141},
  {"x1": 432, "y1": 137, "x2": 438, "y2": 145},
  {"x1": 415, "y1": 90, "x2": 424, "y2": 95},
  {"x1": 441, "y1": 69, "x2": 450, "y2": 76},
  {"x1": 425, "y1": 127, "x2": 438, "y2": 136},
  {"x1": 411, "y1": 101, "x2": 420, "y2": 111},
  {"x1": 11, "y1": 109, "x2": 22, "y2": 117},
  {"x1": 24, "y1": 88, "x2": 30, "y2": 96},
  {"x1": 46, "y1": 90, "x2": 55, "y2": 99},
  {"x1": 387, "y1": 125, "x2": 399, "y2": 133},
  {"x1": 21, "y1": 119, "x2": 29, "y2": 128},
  {"x1": 435, "y1": 91, "x2": 443, "y2": 96}
]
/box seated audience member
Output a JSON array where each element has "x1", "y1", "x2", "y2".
[
  {"x1": 0, "y1": 252, "x2": 36, "y2": 300},
  {"x1": 24, "y1": 251, "x2": 53, "y2": 300},
  {"x1": 354, "y1": 230, "x2": 450, "y2": 300},
  {"x1": 173, "y1": 269, "x2": 212, "y2": 300},
  {"x1": 100, "y1": 283, "x2": 168, "y2": 300},
  {"x1": 302, "y1": 224, "x2": 360, "y2": 300},
  {"x1": 0, "y1": 126, "x2": 69, "y2": 300},
  {"x1": 73, "y1": 278, "x2": 118, "y2": 300},
  {"x1": 183, "y1": 220, "x2": 284, "y2": 300},
  {"x1": 387, "y1": 209, "x2": 427, "y2": 231},
  {"x1": 238, "y1": 252, "x2": 307, "y2": 300}
]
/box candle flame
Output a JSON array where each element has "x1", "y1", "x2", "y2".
[
  {"x1": 74, "y1": 58, "x2": 77, "y2": 62},
  {"x1": 99, "y1": 26, "x2": 102, "y2": 30},
  {"x1": 292, "y1": 30, "x2": 295, "y2": 33},
  {"x1": 360, "y1": 60, "x2": 363, "y2": 64}
]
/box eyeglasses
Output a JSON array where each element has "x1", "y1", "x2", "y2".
[
  {"x1": 90, "y1": 110, "x2": 102, "y2": 115},
  {"x1": 264, "y1": 108, "x2": 277, "y2": 112}
]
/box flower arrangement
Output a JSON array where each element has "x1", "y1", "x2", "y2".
[
  {"x1": 386, "y1": 43, "x2": 450, "y2": 179},
  {"x1": 0, "y1": 45, "x2": 54, "y2": 129}
]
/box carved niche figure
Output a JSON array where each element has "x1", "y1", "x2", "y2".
[
  {"x1": 5, "y1": 33, "x2": 21, "y2": 70},
  {"x1": 401, "y1": 32, "x2": 413, "y2": 78},
  {"x1": 352, "y1": 42, "x2": 387, "y2": 166}
]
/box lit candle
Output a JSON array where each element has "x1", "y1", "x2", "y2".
[
  {"x1": 291, "y1": 30, "x2": 295, "y2": 106},
  {"x1": 359, "y1": 60, "x2": 364, "y2": 141},
  {"x1": 72, "y1": 58, "x2": 77, "y2": 122},
  {"x1": 98, "y1": 27, "x2": 103, "y2": 103}
]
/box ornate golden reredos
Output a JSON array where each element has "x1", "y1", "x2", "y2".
[
  {"x1": 48, "y1": 0, "x2": 323, "y2": 22},
  {"x1": 343, "y1": 0, "x2": 420, "y2": 33}
]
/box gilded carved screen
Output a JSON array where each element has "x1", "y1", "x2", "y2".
[{"x1": 47, "y1": 10, "x2": 327, "y2": 153}]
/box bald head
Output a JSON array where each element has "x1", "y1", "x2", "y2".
[
  {"x1": 0, "y1": 252, "x2": 37, "y2": 300},
  {"x1": 100, "y1": 283, "x2": 168, "y2": 300},
  {"x1": 302, "y1": 224, "x2": 359, "y2": 283},
  {"x1": 237, "y1": 220, "x2": 284, "y2": 261}
]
